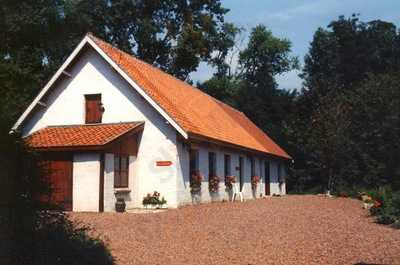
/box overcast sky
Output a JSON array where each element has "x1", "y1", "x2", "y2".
[{"x1": 190, "y1": 0, "x2": 400, "y2": 90}]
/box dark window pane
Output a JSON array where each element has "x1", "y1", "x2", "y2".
[
  {"x1": 208, "y1": 152, "x2": 216, "y2": 177},
  {"x1": 224, "y1": 155, "x2": 231, "y2": 176},
  {"x1": 189, "y1": 149, "x2": 199, "y2": 177},
  {"x1": 121, "y1": 156, "x2": 127, "y2": 171},
  {"x1": 250, "y1": 157, "x2": 255, "y2": 176},
  {"x1": 114, "y1": 155, "x2": 129, "y2": 188}
]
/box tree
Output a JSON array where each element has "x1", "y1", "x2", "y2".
[
  {"x1": 345, "y1": 74, "x2": 400, "y2": 189},
  {"x1": 288, "y1": 15, "x2": 400, "y2": 193},
  {"x1": 236, "y1": 25, "x2": 298, "y2": 144},
  {"x1": 0, "y1": 0, "x2": 237, "y2": 130},
  {"x1": 301, "y1": 14, "x2": 400, "y2": 112},
  {"x1": 199, "y1": 25, "x2": 298, "y2": 146}
]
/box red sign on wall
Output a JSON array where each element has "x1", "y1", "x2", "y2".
[{"x1": 156, "y1": 161, "x2": 173, "y2": 166}]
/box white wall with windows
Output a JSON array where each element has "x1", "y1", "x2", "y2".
[{"x1": 176, "y1": 139, "x2": 287, "y2": 206}]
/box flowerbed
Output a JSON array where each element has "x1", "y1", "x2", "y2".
[
  {"x1": 361, "y1": 188, "x2": 400, "y2": 227},
  {"x1": 142, "y1": 191, "x2": 167, "y2": 208}
]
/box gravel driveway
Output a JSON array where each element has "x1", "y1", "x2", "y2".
[{"x1": 71, "y1": 196, "x2": 400, "y2": 265}]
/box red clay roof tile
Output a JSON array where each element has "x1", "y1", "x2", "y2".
[
  {"x1": 26, "y1": 122, "x2": 143, "y2": 149},
  {"x1": 89, "y1": 35, "x2": 291, "y2": 159}
]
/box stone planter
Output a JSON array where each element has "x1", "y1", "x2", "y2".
[
  {"x1": 143, "y1": 204, "x2": 167, "y2": 209},
  {"x1": 115, "y1": 198, "x2": 126, "y2": 213},
  {"x1": 210, "y1": 191, "x2": 220, "y2": 202},
  {"x1": 191, "y1": 189, "x2": 202, "y2": 204}
]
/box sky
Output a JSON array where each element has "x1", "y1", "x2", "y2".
[{"x1": 190, "y1": 0, "x2": 400, "y2": 90}]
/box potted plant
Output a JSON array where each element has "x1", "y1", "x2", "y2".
[
  {"x1": 225, "y1": 175, "x2": 236, "y2": 191},
  {"x1": 190, "y1": 171, "x2": 203, "y2": 194},
  {"x1": 209, "y1": 175, "x2": 220, "y2": 193},
  {"x1": 142, "y1": 191, "x2": 167, "y2": 209},
  {"x1": 115, "y1": 197, "x2": 126, "y2": 212},
  {"x1": 251, "y1": 176, "x2": 260, "y2": 191}
]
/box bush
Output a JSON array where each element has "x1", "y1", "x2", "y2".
[
  {"x1": 0, "y1": 132, "x2": 114, "y2": 264},
  {"x1": 366, "y1": 187, "x2": 400, "y2": 226},
  {"x1": 142, "y1": 191, "x2": 167, "y2": 207},
  {"x1": 376, "y1": 214, "x2": 397, "y2": 225}
]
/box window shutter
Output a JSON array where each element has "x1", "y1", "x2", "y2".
[{"x1": 85, "y1": 94, "x2": 103, "y2": 124}]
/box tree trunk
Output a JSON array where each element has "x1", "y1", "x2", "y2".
[{"x1": 326, "y1": 168, "x2": 334, "y2": 197}]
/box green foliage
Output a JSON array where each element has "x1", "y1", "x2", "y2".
[
  {"x1": 0, "y1": 130, "x2": 114, "y2": 264},
  {"x1": 142, "y1": 191, "x2": 167, "y2": 206},
  {"x1": 286, "y1": 15, "x2": 400, "y2": 194},
  {"x1": 239, "y1": 25, "x2": 299, "y2": 87},
  {"x1": 237, "y1": 25, "x2": 298, "y2": 145},
  {"x1": 20, "y1": 211, "x2": 114, "y2": 265},
  {"x1": 199, "y1": 25, "x2": 298, "y2": 147},
  {"x1": 367, "y1": 188, "x2": 400, "y2": 226},
  {"x1": 302, "y1": 14, "x2": 400, "y2": 101}
]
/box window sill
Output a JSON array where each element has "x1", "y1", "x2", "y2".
[{"x1": 114, "y1": 188, "x2": 131, "y2": 194}]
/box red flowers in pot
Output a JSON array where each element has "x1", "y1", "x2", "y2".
[
  {"x1": 190, "y1": 170, "x2": 203, "y2": 193},
  {"x1": 225, "y1": 175, "x2": 236, "y2": 190},
  {"x1": 251, "y1": 176, "x2": 261, "y2": 190},
  {"x1": 209, "y1": 175, "x2": 220, "y2": 193}
]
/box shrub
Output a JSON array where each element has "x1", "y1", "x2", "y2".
[
  {"x1": 142, "y1": 191, "x2": 167, "y2": 207},
  {"x1": 366, "y1": 187, "x2": 400, "y2": 226}
]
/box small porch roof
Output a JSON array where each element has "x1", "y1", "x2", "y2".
[{"x1": 25, "y1": 122, "x2": 144, "y2": 151}]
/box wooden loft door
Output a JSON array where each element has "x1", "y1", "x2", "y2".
[{"x1": 85, "y1": 94, "x2": 103, "y2": 124}]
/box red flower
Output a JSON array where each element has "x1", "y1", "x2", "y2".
[{"x1": 374, "y1": 200, "x2": 382, "y2": 208}]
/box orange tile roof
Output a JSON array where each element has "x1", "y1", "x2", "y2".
[
  {"x1": 89, "y1": 34, "x2": 291, "y2": 159},
  {"x1": 26, "y1": 122, "x2": 143, "y2": 150}
]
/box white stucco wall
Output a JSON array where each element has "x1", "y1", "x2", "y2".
[
  {"x1": 176, "y1": 140, "x2": 287, "y2": 206},
  {"x1": 73, "y1": 153, "x2": 100, "y2": 212},
  {"x1": 22, "y1": 47, "x2": 180, "y2": 210}
]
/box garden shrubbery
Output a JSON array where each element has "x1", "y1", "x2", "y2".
[
  {"x1": 366, "y1": 188, "x2": 400, "y2": 227},
  {"x1": 334, "y1": 186, "x2": 400, "y2": 228}
]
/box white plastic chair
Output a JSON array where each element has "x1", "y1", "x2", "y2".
[{"x1": 231, "y1": 182, "x2": 243, "y2": 202}]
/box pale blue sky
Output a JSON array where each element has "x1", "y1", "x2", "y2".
[{"x1": 190, "y1": 0, "x2": 400, "y2": 90}]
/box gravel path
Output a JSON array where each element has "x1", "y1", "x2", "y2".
[{"x1": 71, "y1": 196, "x2": 400, "y2": 265}]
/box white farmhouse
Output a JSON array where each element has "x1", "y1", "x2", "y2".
[{"x1": 13, "y1": 33, "x2": 291, "y2": 212}]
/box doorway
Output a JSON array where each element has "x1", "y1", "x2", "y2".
[
  {"x1": 40, "y1": 152, "x2": 73, "y2": 210},
  {"x1": 239, "y1": 156, "x2": 243, "y2": 191},
  {"x1": 264, "y1": 161, "x2": 270, "y2": 195}
]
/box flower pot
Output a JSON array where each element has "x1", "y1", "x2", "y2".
[
  {"x1": 210, "y1": 191, "x2": 219, "y2": 202},
  {"x1": 191, "y1": 186, "x2": 201, "y2": 194},
  {"x1": 115, "y1": 198, "x2": 126, "y2": 212}
]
